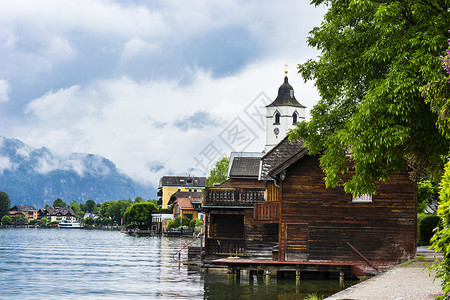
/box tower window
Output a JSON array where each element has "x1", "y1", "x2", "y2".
[
  {"x1": 290, "y1": 90, "x2": 294, "y2": 98},
  {"x1": 292, "y1": 112, "x2": 298, "y2": 124},
  {"x1": 274, "y1": 112, "x2": 280, "y2": 125}
]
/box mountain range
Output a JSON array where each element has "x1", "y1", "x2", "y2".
[{"x1": 0, "y1": 137, "x2": 156, "y2": 208}]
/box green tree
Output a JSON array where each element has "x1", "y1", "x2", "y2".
[
  {"x1": 417, "y1": 180, "x2": 438, "y2": 213},
  {"x1": 0, "y1": 191, "x2": 11, "y2": 219},
  {"x1": 425, "y1": 35, "x2": 450, "y2": 297},
  {"x1": 39, "y1": 217, "x2": 48, "y2": 227},
  {"x1": 85, "y1": 200, "x2": 97, "y2": 213},
  {"x1": 123, "y1": 202, "x2": 156, "y2": 228},
  {"x1": 431, "y1": 161, "x2": 450, "y2": 297},
  {"x1": 102, "y1": 217, "x2": 112, "y2": 227},
  {"x1": 206, "y1": 157, "x2": 230, "y2": 187},
  {"x1": 290, "y1": 1, "x2": 450, "y2": 196},
  {"x1": 84, "y1": 217, "x2": 94, "y2": 226},
  {"x1": 1, "y1": 215, "x2": 12, "y2": 225},
  {"x1": 94, "y1": 217, "x2": 102, "y2": 227},
  {"x1": 16, "y1": 213, "x2": 28, "y2": 224},
  {"x1": 70, "y1": 200, "x2": 81, "y2": 215},
  {"x1": 53, "y1": 198, "x2": 67, "y2": 208},
  {"x1": 44, "y1": 203, "x2": 52, "y2": 209},
  {"x1": 134, "y1": 197, "x2": 144, "y2": 203}
]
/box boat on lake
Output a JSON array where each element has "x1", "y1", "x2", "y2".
[{"x1": 58, "y1": 220, "x2": 82, "y2": 229}]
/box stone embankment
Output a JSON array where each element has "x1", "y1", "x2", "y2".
[{"x1": 326, "y1": 247, "x2": 444, "y2": 300}]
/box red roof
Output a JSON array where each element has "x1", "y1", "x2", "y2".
[{"x1": 174, "y1": 198, "x2": 200, "y2": 210}]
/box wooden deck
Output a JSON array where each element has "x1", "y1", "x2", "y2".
[{"x1": 208, "y1": 258, "x2": 368, "y2": 277}]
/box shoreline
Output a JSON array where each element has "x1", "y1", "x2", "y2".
[{"x1": 326, "y1": 247, "x2": 444, "y2": 300}]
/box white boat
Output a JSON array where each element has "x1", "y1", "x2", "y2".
[{"x1": 58, "y1": 220, "x2": 82, "y2": 228}]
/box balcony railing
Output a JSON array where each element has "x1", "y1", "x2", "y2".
[
  {"x1": 204, "y1": 187, "x2": 265, "y2": 207},
  {"x1": 205, "y1": 238, "x2": 245, "y2": 255},
  {"x1": 254, "y1": 202, "x2": 279, "y2": 221}
]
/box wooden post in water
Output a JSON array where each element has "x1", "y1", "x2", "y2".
[
  {"x1": 339, "y1": 271, "x2": 345, "y2": 287},
  {"x1": 296, "y1": 269, "x2": 301, "y2": 285},
  {"x1": 265, "y1": 268, "x2": 271, "y2": 284},
  {"x1": 227, "y1": 267, "x2": 234, "y2": 281},
  {"x1": 235, "y1": 269, "x2": 240, "y2": 281}
]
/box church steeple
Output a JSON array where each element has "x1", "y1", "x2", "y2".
[
  {"x1": 264, "y1": 69, "x2": 306, "y2": 152},
  {"x1": 266, "y1": 75, "x2": 305, "y2": 108}
]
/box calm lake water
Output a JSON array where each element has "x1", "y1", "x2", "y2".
[{"x1": 0, "y1": 229, "x2": 356, "y2": 299}]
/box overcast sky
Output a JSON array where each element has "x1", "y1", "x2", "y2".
[{"x1": 0, "y1": 0, "x2": 326, "y2": 189}]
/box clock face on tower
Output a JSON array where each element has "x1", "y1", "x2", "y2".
[{"x1": 274, "y1": 127, "x2": 280, "y2": 135}]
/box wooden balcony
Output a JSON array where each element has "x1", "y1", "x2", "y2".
[
  {"x1": 205, "y1": 238, "x2": 245, "y2": 255},
  {"x1": 204, "y1": 187, "x2": 265, "y2": 207},
  {"x1": 254, "y1": 202, "x2": 279, "y2": 222}
]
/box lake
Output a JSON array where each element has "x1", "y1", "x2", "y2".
[{"x1": 0, "y1": 228, "x2": 356, "y2": 299}]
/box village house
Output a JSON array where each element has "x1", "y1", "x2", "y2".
[
  {"x1": 157, "y1": 175, "x2": 206, "y2": 209},
  {"x1": 202, "y1": 73, "x2": 417, "y2": 277},
  {"x1": 38, "y1": 207, "x2": 77, "y2": 223},
  {"x1": 168, "y1": 191, "x2": 203, "y2": 221},
  {"x1": 9, "y1": 205, "x2": 38, "y2": 222}
]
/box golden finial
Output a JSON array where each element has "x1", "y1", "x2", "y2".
[{"x1": 285, "y1": 64, "x2": 288, "y2": 75}]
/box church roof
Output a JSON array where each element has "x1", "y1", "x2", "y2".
[{"x1": 266, "y1": 76, "x2": 306, "y2": 108}]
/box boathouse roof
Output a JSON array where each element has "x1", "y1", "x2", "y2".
[
  {"x1": 229, "y1": 157, "x2": 261, "y2": 179},
  {"x1": 260, "y1": 136, "x2": 305, "y2": 181}
]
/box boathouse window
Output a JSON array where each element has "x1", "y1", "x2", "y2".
[
  {"x1": 274, "y1": 111, "x2": 280, "y2": 125},
  {"x1": 352, "y1": 193, "x2": 372, "y2": 203}
]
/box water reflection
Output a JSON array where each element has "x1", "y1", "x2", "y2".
[{"x1": 0, "y1": 229, "x2": 356, "y2": 299}]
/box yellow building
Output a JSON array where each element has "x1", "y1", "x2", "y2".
[
  {"x1": 157, "y1": 176, "x2": 206, "y2": 209},
  {"x1": 9, "y1": 205, "x2": 38, "y2": 222}
]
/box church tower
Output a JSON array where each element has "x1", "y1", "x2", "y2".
[{"x1": 265, "y1": 70, "x2": 306, "y2": 152}]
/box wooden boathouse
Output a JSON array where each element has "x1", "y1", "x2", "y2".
[{"x1": 201, "y1": 74, "x2": 417, "y2": 278}]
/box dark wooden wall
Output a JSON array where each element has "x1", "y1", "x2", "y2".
[
  {"x1": 278, "y1": 155, "x2": 417, "y2": 268},
  {"x1": 244, "y1": 209, "x2": 278, "y2": 256}
]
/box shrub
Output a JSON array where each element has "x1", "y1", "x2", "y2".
[
  {"x1": 167, "y1": 216, "x2": 192, "y2": 229},
  {"x1": 1, "y1": 215, "x2": 12, "y2": 225},
  {"x1": 418, "y1": 215, "x2": 440, "y2": 246},
  {"x1": 418, "y1": 180, "x2": 437, "y2": 213}
]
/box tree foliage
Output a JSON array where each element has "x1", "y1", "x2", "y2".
[
  {"x1": 431, "y1": 161, "x2": 450, "y2": 298},
  {"x1": 39, "y1": 217, "x2": 48, "y2": 226},
  {"x1": 53, "y1": 198, "x2": 67, "y2": 208},
  {"x1": 0, "y1": 191, "x2": 11, "y2": 219},
  {"x1": 206, "y1": 157, "x2": 230, "y2": 187},
  {"x1": 123, "y1": 202, "x2": 156, "y2": 226},
  {"x1": 1, "y1": 215, "x2": 12, "y2": 225},
  {"x1": 84, "y1": 199, "x2": 97, "y2": 213},
  {"x1": 417, "y1": 180, "x2": 438, "y2": 213},
  {"x1": 426, "y1": 35, "x2": 450, "y2": 298},
  {"x1": 290, "y1": 0, "x2": 450, "y2": 195},
  {"x1": 99, "y1": 199, "x2": 133, "y2": 224}
]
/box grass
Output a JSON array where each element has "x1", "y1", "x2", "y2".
[
  {"x1": 305, "y1": 293, "x2": 323, "y2": 300},
  {"x1": 399, "y1": 255, "x2": 425, "y2": 267}
]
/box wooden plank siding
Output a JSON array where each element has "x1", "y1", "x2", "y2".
[
  {"x1": 278, "y1": 155, "x2": 417, "y2": 269},
  {"x1": 244, "y1": 209, "x2": 278, "y2": 256},
  {"x1": 266, "y1": 181, "x2": 281, "y2": 202}
]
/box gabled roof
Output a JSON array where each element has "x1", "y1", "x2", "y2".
[
  {"x1": 266, "y1": 76, "x2": 306, "y2": 108},
  {"x1": 174, "y1": 198, "x2": 195, "y2": 210},
  {"x1": 43, "y1": 207, "x2": 77, "y2": 217},
  {"x1": 159, "y1": 176, "x2": 206, "y2": 188},
  {"x1": 10, "y1": 205, "x2": 37, "y2": 211},
  {"x1": 229, "y1": 157, "x2": 261, "y2": 179},
  {"x1": 260, "y1": 135, "x2": 305, "y2": 180},
  {"x1": 168, "y1": 191, "x2": 203, "y2": 206}
]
